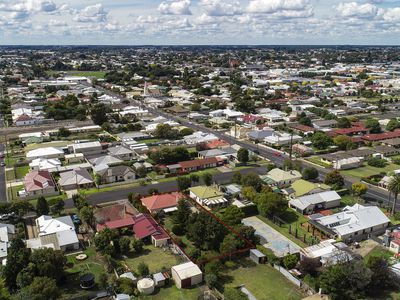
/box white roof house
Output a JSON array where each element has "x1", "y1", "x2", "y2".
[
  {"x1": 28, "y1": 215, "x2": 79, "y2": 251},
  {"x1": 289, "y1": 191, "x2": 341, "y2": 214},
  {"x1": 26, "y1": 147, "x2": 65, "y2": 160},
  {"x1": 301, "y1": 239, "x2": 353, "y2": 266},
  {"x1": 29, "y1": 158, "x2": 62, "y2": 171},
  {"x1": 183, "y1": 131, "x2": 218, "y2": 145},
  {"x1": 313, "y1": 204, "x2": 390, "y2": 241}
]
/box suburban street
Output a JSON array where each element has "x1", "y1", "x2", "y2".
[{"x1": 94, "y1": 85, "x2": 393, "y2": 207}]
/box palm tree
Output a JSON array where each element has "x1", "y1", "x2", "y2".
[{"x1": 388, "y1": 174, "x2": 400, "y2": 215}]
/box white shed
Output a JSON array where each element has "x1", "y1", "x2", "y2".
[{"x1": 171, "y1": 262, "x2": 202, "y2": 289}]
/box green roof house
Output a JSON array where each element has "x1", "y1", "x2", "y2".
[
  {"x1": 290, "y1": 179, "x2": 331, "y2": 197},
  {"x1": 189, "y1": 185, "x2": 228, "y2": 208}
]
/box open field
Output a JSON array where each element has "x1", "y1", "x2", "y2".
[
  {"x1": 123, "y1": 244, "x2": 183, "y2": 274},
  {"x1": 46, "y1": 70, "x2": 107, "y2": 79},
  {"x1": 342, "y1": 163, "x2": 400, "y2": 179},
  {"x1": 223, "y1": 260, "x2": 304, "y2": 300}
]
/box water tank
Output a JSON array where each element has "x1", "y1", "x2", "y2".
[{"x1": 137, "y1": 278, "x2": 155, "y2": 295}]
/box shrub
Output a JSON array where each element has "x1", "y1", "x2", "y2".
[{"x1": 172, "y1": 224, "x2": 185, "y2": 236}]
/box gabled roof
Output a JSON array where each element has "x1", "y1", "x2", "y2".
[
  {"x1": 96, "y1": 216, "x2": 135, "y2": 231},
  {"x1": 189, "y1": 186, "x2": 223, "y2": 200},
  {"x1": 141, "y1": 192, "x2": 183, "y2": 211},
  {"x1": 26, "y1": 147, "x2": 64, "y2": 159},
  {"x1": 59, "y1": 168, "x2": 94, "y2": 186},
  {"x1": 24, "y1": 170, "x2": 55, "y2": 192},
  {"x1": 179, "y1": 157, "x2": 219, "y2": 169},
  {"x1": 291, "y1": 180, "x2": 330, "y2": 197},
  {"x1": 133, "y1": 214, "x2": 168, "y2": 240}
]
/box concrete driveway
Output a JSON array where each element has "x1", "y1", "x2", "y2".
[{"x1": 242, "y1": 216, "x2": 301, "y2": 257}]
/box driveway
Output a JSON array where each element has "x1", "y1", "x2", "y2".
[{"x1": 242, "y1": 216, "x2": 301, "y2": 257}]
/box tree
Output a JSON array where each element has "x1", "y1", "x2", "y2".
[
  {"x1": 237, "y1": 148, "x2": 249, "y2": 164},
  {"x1": 232, "y1": 172, "x2": 242, "y2": 184},
  {"x1": 4, "y1": 238, "x2": 30, "y2": 290},
  {"x1": 79, "y1": 206, "x2": 95, "y2": 228},
  {"x1": 19, "y1": 276, "x2": 60, "y2": 300},
  {"x1": 302, "y1": 167, "x2": 319, "y2": 180},
  {"x1": 283, "y1": 254, "x2": 299, "y2": 270},
  {"x1": 220, "y1": 234, "x2": 238, "y2": 259},
  {"x1": 351, "y1": 182, "x2": 367, "y2": 196},
  {"x1": 131, "y1": 238, "x2": 144, "y2": 254},
  {"x1": 36, "y1": 196, "x2": 49, "y2": 216},
  {"x1": 29, "y1": 248, "x2": 66, "y2": 283},
  {"x1": 137, "y1": 262, "x2": 149, "y2": 276},
  {"x1": 0, "y1": 279, "x2": 10, "y2": 300},
  {"x1": 311, "y1": 131, "x2": 333, "y2": 150},
  {"x1": 190, "y1": 173, "x2": 199, "y2": 185},
  {"x1": 333, "y1": 135, "x2": 354, "y2": 151},
  {"x1": 365, "y1": 255, "x2": 394, "y2": 289},
  {"x1": 241, "y1": 172, "x2": 263, "y2": 192},
  {"x1": 242, "y1": 186, "x2": 257, "y2": 202},
  {"x1": 298, "y1": 116, "x2": 312, "y2": 127},
  {"x1": 202, "y1": 172, "x2": 213, "y2": 186},
  {"x1": 367, "y1": 157, "x2": 387, "y2": 168},
  {"x1": 57, "y1": 127, "x2": 71, "y2": 137},
  {"x1": 364, "y1": 118, "x2": 381, "y2": 133},
  {"x1": 256, "y1": 192, "x2": 287, "y2": 218},
  {"x1": 219, "y1": 206, "x2": 245, "y2": 227},
  {"x1": 388, "y1": 174, "x2": 400, "y2": 215},
  {"x1": 324, "y1": 170, "x2": 344, "y2": 188},
  {"x1": 49, "y1": 198, "x2": 64, "y2": 215},
  {"x1": 90, "y1": 103, "x2": 110, "y2": 125},
  {"x1": 173, "y1": 198, "x2": 191, "y2": 227},
  {"x1": 135, "y1": 166, "x2": 147, "y2": 178},
  {"x1": 319, "y1": 261, "x2": 372, "y2": 300},
  {"x1": 94, "y1": 228, "x2": 119, "y2": 256},
  {"x1": 72, "y1": 194, "x2": 88, "y2": 210},
  {"x1": 153, "y1": 123, "x2": 179, "y2": 139},
  {"x1": 298, "y1": 257, "x2": 320, "y2": 276},
  {"x1": 177, "y1": 176, "x2": 191, "y2": 191},
  {"x1": 337, "y1": 117, "x2": 351, "y2": 128},
  {"x1": 119, "y1": 237, "x2": 131, "y2": 255},
  {"x1": 386, "y1": 119, "x2": 400, "y2": 132}
]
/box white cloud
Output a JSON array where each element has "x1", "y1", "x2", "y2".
[
  {"x1": 247, "y1": 0, "x2": 310, "y2": 14},
  {"x1": 158, "y1": 0, "x2": 192, "y2": 15},
  {"x1": 74, "y1": 4, "x2": 108, "y2": 22},
  {"x1": 336, "y1": 2, "x2": 378, "y2": 18},
  {"x1": 383, "y1": 7, "x2": 400, "y2": 22},
  {"x1": 200, "y1": 0, "x2": 242, "y2": 16}
]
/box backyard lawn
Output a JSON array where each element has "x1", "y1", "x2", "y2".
[
  {"x1": 15, "y1": 165, "x2": 30, "y2": 179},
  {"x1": 123, "y1": 244, "x2": 182, "y2": 274},
  {"x1": 305, "y1": 156, "x2": 332, "y2": 168},
  {"x1": 7, "y1": 184, "x2": 23, "y2": 201},
  {"x1": 257, "y1": 211, "x2": 311, "y2": 248},
  {"x1": 342, "y1": 163, "x2": 400, "y2": 179},
  {"x1": 61, "y1": 247, "x2": 107, "y2": 300},
  {"x1": 223, "y1": 260, "x2": 304, "y2": 300},
  {"x1": 24, "y1": 140, "x2": 71, "y2": 151}
]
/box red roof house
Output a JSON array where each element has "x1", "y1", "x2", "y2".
[
  {"x1": 24, "y1": 170, "x2": 56, "y2": 197},
  {"x1": 96, "y1": 217, "x2": 135, "y2": 231},
  {"x1": 133, "y1": 214, "x2": 169, "y2": 247},
  {"x1": 362, "y1": 129, "x2": 400, "y2": 142},
  {"x1": 179, "y1": 157, "x2": 223, "y2": 172},
  {"x1": 141, "y1": 192, "x2": 183, "y2": 214}
]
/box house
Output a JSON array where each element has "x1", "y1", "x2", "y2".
[
  {"x1": 300, "y1": 239, "x2": 353, "y2": 266},
  {"x1": 133, "y1": 214, "x2": 170, "y2": 247},
  {"x1": 313, "y1": 119, "x2": 338, "y2": 130},
  {"x1": 64, "y1": 153, "x2": 85, "y2": 164},
  {"x1": 247, "y1": 128, "x2": 275, "y2": 141},
  {"x1": 108, "y1": 146, "x2": 135, "y2": 161},
  {"x1": 26, "y1": 215, "x2": 79, "y2": 251},
  {"x1": 26, "y1": 147, "x2": 65, "y2": 161},
  {"x1": 15, "y1": 113, "x2": 36, "y2": 126},
  {"x1": 288, "y1": 180, "x2": 331, "y2": 197},
  {"x1": 179, "y1": 157, "x2": 223, "y2": 172},
  {"x1": 292, "y1": 144, "x2": 314, "y2": 156},
  {"x1": 95, "y1": 200, "x2": 138, "y2": 231},
  {"x1": 23, "y1": 170, "x2": 57, "y2": 198},
  {"x1": 58, "y1": 168, "x2": 94, "y2": 190},
  {"x1": 0, "y1": 223, "x2": 15, "y2": 263},
  {"x1": 118, "y1": 132, "x2": 151, "y2": 142},
  {"x1": 89, "y1": 155, "x2": 123, "y2": 167},
  {"x1": 171, "y1": 262, "x2": 203, "y2": 289},
  {"x1": 133, "y1": 161, "x2": 153, "y2": 172},
  {"x1": 260, "y1": 168, "x2": 302, "y2": 188},
  {"x1": 69, "y1": 141, "x2": 103, "y2": 156},
  {"x1": 95, "y1": 165, "x2": 136, "y2": 184},
  {"x1": 29, "y1": 158, "x2": 62, "y2": 171},
  {"x1": 289, "y1": 191, "x2": 342, "y2": 214},
  {"x1": 141, "y1": 192, "x2": 183, "y2": 214},
  {"x1": 189, "y1": 185, "x2": 228, "y2": 207},
  {"x1": 309, "y1": 204, "x2": 390, "y2": 242},
  {"x1": 264, "y1": 132, "x2": 302, "y2": 146}
]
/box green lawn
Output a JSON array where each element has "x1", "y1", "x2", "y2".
[
  {"x1": 80, "y1": 181, "x2": 141, "y2": 196},
  {"x1": 47, "y1": 70, "x2": 107, "y2": 79},
  {"x1": 305, "y1": 156, "x2": 332, "y2": 168},
  {"x1": 223, "y1": 260, "x2": 304, "y2": 300},
  {"x1": 138, "y1": 284, "x2": 201, "y2": 300},
  {"x1": 123, "y1": 244, "x2": 182, "y2": 274},
  {"x1": 7, "y1": 184, "x2": 23, "y2": 201},
  {"x1": 5, "y1": 169, "x2": 15, "y2": 181},
  {"x1": 15, "y1": 165, "x2": 30, "y2": 179},
  {"x1": 257, "y1": 212, "x2": 311, "y2": 248},
  {"x1": 24, "y1": 140, "x2": 71, "y2": 152},
  {"x1": 61, "y1": 247, "x2": 107, "y2": 300},
  {"x1": 342, "y1": 163, "x2": 400, "y2": 180},
  {"x1": 340, "y1": 194, "x2": 358, "y2": 207},
  {"x1": 365, "y1": 245, "x2": 394, "y2": 260},
  {"x1": 140, "y1": 138, "x2": 162, "y2": 144}
]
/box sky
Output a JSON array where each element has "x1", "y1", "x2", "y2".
[{"x1": 0, "y1": 0, "x2": 400, "y2": 45}]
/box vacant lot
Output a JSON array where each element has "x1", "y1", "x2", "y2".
[
  {"x1": 342, "y1": 163, "x2": 400, "y2": 179},
  {"x1": 223, "y1": 260, "x2": 304, "y2": 300}
]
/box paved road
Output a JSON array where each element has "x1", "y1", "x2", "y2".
[
  {"x1": 0, "y1": 144, "x2": 6, "y2": 202},
  {"x1": 64, "y1": 166, "x2": 267, "y2": 208},
  {"x1": 75, "y1": 85, "x2": 393, "y2": 210}
]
